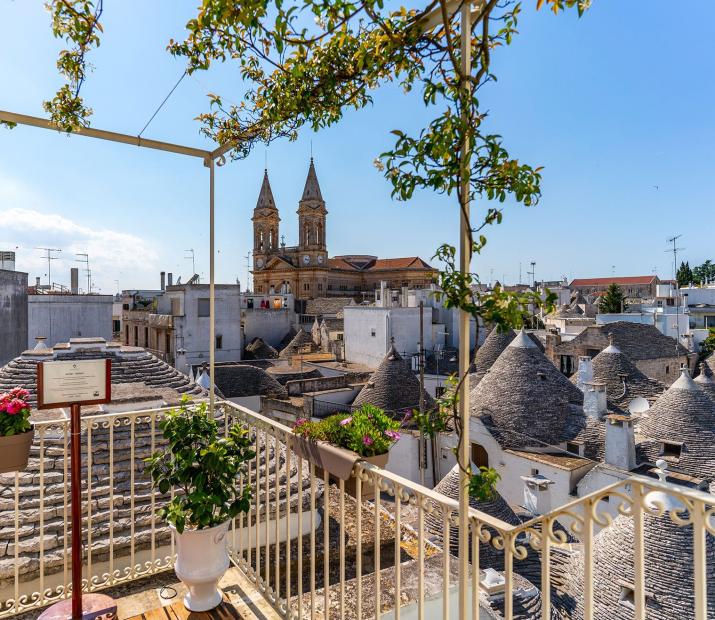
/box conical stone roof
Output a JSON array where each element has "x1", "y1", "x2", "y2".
[
  {"x1": 578, "y1": 342, "x2": 665, "y2": 410},
  {"x1": 470, "y1": 329, "x2": 584, "y2": 449},
  {"x1": 352, "y1": 344, "x2": 435, "y2": 413},
  {"x1": 245, "y1": 337, "x2": 279, "y2": 360},
  {"x1": 425, "y1": 465, "x2": 520, "y2": 568},
  {"x1": 470, "y1": 328, "x2": 516, "y2": 386},
  {"x1": 553, "y1": 497, "x2": 715, "y2": 619},
  {"x1": 637, "y1": 369, "x2": 715, "y2": 480},
  {"x1": 213, "y1": 364, "x2": 288, "y2": 399},
  {"x1": 694, "y1": 363, "x2": 715, "y2": 400},
  {"x1": 279, "y1": 328, "x2": 318, "y2": 359}
]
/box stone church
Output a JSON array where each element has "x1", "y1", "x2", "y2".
[{"x1": 251, "y1": 159, "x2": 437, "y2": 300}]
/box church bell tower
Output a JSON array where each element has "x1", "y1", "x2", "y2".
[
  {"x1": 297, "y1": 158, "x2": 327, "y2": 269},
  {"x1": 252, "y1": 169, "x2": 280, "y2": 273}
]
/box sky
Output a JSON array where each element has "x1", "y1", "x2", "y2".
[{"x1": 0, "y1": 1, "x2": 713, "y2": 294}]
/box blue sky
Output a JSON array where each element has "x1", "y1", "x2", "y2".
[{"x1": 0, "y1": 1, "x2": 713, "y2": 293}]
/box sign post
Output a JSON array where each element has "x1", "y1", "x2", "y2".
[{"x1": 36, "y1": 359, "x2": 116, "y2": 620}]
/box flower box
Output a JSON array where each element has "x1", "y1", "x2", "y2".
[
  {"x1": 292, "y1": 434, "x2": 391, "y2": 500},
  {"x1": 0, "y1": 428, "x2": 35, "y2": 474}
]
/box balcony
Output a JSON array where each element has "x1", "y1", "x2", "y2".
[{"x1": 1, "y1": 402, "x2": 713, "y2": 619}]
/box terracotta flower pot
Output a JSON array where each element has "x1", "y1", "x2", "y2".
[
  {"x1": 0, "y1": 427, "x2": 35, "y2": 474},
  {"x1": 291, "y1": 435, "x2": 390, "y2": 499}
]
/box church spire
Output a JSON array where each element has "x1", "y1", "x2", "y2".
[
  {"x1": 256, "y1": 168, "x2": 277, "y2": 210},
  {"x1": 301, "y1": 158, "x2": 324, "y2": 203}
]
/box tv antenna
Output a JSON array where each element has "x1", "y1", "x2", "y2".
[
  {"x1": 527, "y1": 261, "x2": 536, "y2": 288},
  {"x1": 75, "y1": 253, "x2": 91, "y2": 293},
  {"x1": 36, "y1": 247, "x2": 61, "y2": 287},
  {"x1": 245, "y1": 251, "x2": 251, "y2": 292},
  {"x1": 665, "y1": 235, "x2": 684, "y2": 281},
  {"x1": 665, "y1": 234, "x2": 685, "y2": 362},
  {"x1": 185, "y1": 248, "x2": 196, "y2": 276}
]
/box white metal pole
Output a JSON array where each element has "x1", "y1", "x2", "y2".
[
  {"x1": 209, "y1": 157, "x2": 216, "y2": 414},
  {"x1": 458, "y1": 2, "x2": 472, "y2": 617}
]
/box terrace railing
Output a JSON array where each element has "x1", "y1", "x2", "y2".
[{"x1": 1, "y1": 400, "x2": 713, "y2": 619}]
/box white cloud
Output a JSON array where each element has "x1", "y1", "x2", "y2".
[{"x1": 0, "y1": 177, "x2": 159, "y2": 293}]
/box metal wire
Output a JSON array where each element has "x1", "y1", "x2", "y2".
[{"x1": 138, "y1": 70, "x2": 187, "y2": 139}]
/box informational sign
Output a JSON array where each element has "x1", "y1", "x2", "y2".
[{"x1": 37, "y1": 359, "x2": 112, "y2": 409}]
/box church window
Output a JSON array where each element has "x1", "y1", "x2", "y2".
[
  {"x1": 303, "y1": 283, "x2": 310, "y2": 291},
  {"x1": 317, "y1": 283, "x2": 323, "y2": 291}
]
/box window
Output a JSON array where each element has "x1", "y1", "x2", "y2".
[
  {"x1": 560, "y1": 355, "x2": 574, "y2": 375},
  {"x1": 471, "y1": 443, "x2": 489, "y2": 468},
  {"x1": 197, "y1": 298, "x2": 210, "y2": 317},
  {"x1": 317, "y1": 283, "x2": 323, "y2": 291},
  {"x1": 134, "y1": 326, "x2": 138, "y2": 346},
  {"x1": 618, "y1": 586, "x2": 635, "y2": 610},
  {"x1": 661, "y1": 441, "x2": 682, "y2": 459},
  {"x1": 566, "y1": 442, "x2": 582, "y2": 456},
  {"x1": 705, "y1": 316, "x2": 715, "y2": 328},
  {"x1": 530, "y1": 468, "x2": 539, "y2": 476},
  {"x1": 216, "y1": 335, "x2": 223, "y2": 350},
  {"x1": 586, "y1": 348, "x2": 600, "y2": 359},
  {"x1": 370, "y1": 328, "x2": 376, "y2": 337},
  {"x1": 171, "y1": 298, "x2": 180, "y2": 316},
  {"x1": 144, "y1": 327, "x2": 149, "y2": 347},
  {"x1": 665, "y1": 365, "x2": 670, "y2": 375},
  {"x1": 435, "y1": 385, "x2": 446, "y2": 398},
  {"x1": 303, "y1": 283, "x2": 310, "y2": 291},
  {"x1": 125, "y1": 324, "x2": 129, "y2": 344}
]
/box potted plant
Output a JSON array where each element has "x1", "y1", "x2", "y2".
[
  {"x1": 292, "y1": 404, "x2": 401, "y2": 497},
  {"x1": 0, "y1": 387, "x2": 34, "y2": 474},
  {"x1": 145, "y1": 399, "x2": 255, "y2": 612}
]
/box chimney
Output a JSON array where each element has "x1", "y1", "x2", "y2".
[
  {"x1": 520, "y1": 474, "x2": 554, "y2": 516},
  {"x1": 605, "y1": 414, "x2": 636, "y2": 471},
  {"x1": 575, "y1": 356, "x2": 593, "y2": 390},
  {"x1": 35, "y1": 276, "x2": 41, "y2": 288},
  {"x1": 582, "y1": 381, "x2": 607, "y2": 418},
  {"x1": 70, "y1": 267, "x2": 79, "y2": 294},
  {"x1": 401, "y1": 285, "x2": 408, "y2": 307},
  {"x1": 379, "y1": 281, "x2": 387, "y2": 308},
  {"x1": 167, "y1": 272, "x2": 173, "y2": 287},
  {"x1": 160, "y1": 271, "x2": 166, "y2": 291}
]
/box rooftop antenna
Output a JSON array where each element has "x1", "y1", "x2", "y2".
[
  {"x1": 245, "y1": 251, "x2": 251, "y2": 293},
  {"x1": 75, "y1": 253, "x2": 91, "y2": 293},
  {"x1": 36, "y1": 247, "x2": 61, "y2": 287},
  {"x1": 527, "y1": 261, "x2": 536, "y2": 288},
  {"x1": 666, "y1": 234, "x2": 685, "y2": 363},
  {"x1": 519, "y1": 261, "x2": 522, "y2": 285},
  {"x1": 185, "y1": 248, "x2": 196, "y2": 276}
]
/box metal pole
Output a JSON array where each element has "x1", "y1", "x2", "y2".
[
  {"x1": 208, "y1": 158, "x2": 216, "y2": 415},
  {"x1": 70, "y1": 403, "x2": 82, "y2": 619},
  {"x1": 419, "y1": 300, "x2": 426, "y2": 486},
  {"x1": 458, "y1": 2, "x2": 472, "y2": 617}
]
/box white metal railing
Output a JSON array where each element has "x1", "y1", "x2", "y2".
[{"x1": 1, "y1": 400, "x2": 714, "y2": 619}]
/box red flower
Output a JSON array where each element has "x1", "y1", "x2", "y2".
[{"x1": 5, "y1": 399, "x2": 25, "y2": 415}]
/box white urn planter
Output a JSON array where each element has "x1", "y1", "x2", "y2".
[{"x1": 173, "y1": 520, "x2": 230, "y2": 611}]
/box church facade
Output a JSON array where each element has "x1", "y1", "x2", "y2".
[{"x1": 251, "y1": 159, "x2": 437, "y2": 300}]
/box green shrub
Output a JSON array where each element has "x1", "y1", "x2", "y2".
[
  {"x1": 145, "y1": 398, "x2": 255, "y2": 533},
  {"x1": 293, "y1": 404, "x2": 401, "y2": 457}
]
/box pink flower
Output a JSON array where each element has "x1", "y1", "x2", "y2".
[
  {"x1": 295, "y1": 418, "x2": 308, "y2": 426},
  {"x1": 9, "y1": 387, "x2": 29, "y2": 400},
  {"x1": 339, "y1": 417, "x2": 353, "y2": 426},
  {"x1": 5, "y1": 399, "x2": 25, "y2": 415},
  {"x1": 362, "y1": 435, "x2": 374, "y2": 447},
  {"x1": 384, "y1": 430, "x2": 400, "y2": 441}
]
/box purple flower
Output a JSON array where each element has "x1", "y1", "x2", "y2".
[
  {"x1": 384, "y1": 430, "x2": 400, "y2": 441},
  {"x1": 340, "y1": 417, "x2": 353, "y2": 426},
  {"x1": 402, "y1": 409, "x2": 413, "y2": 421},
  {"x1": 295, "y1": 418, "x2": 308, "y2": 427},
  {"x1": 362, "y1": 435, "x2": 374, "y2": 447}
]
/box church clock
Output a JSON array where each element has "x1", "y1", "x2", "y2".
[{"x1": 302, "y1": 254, "x2": 311, "y2": 265}]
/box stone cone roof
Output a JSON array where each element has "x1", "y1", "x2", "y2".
[
  {"x1": 0, "y1": 342, "x2": 204, "y2": 407},
  {"x1": 352, "y1": 344, "x2": 435, "y2": 413},
  {"x1": 694, "y1": 363, "x2": 715, "y2": 400},
  {"x1": 578, "y1": 343, "x2": 665, "y2": 411},
  {"x1": 213, "y1": 364, "x2": 288, "y2": 399},
  {"x1": 301, "y1": 157, "x2": 324, "y2": 202},
  {"x1": 425, "y1": 465, "x2": 520, "y2": 568},
  {"x1": 245, "y1": 337, "x2": 279, "y2": 360},
  {"x1": 255, "y1": 168, "x2": 278, "y2": 211},
  {"x1": 697, "y1": 357, "x2": 714, "y2": 378},
  {"x1": 553, "y1": 507, "x2": 715, "y2": 619},
  {"x1": 279, "y1": 328, "x2": 318, "y2": 359},
  {"x1": 470, "y1": 328, "x2": 516, "y2": 386},
  {"x1": 470, "y1": 330, "x2": 584, "y2": 449},
  {"x1": 637, "y1": 369, "x2": 715, "y2": 480}
]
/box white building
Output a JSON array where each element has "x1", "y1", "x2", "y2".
[
  {"x1": 28, "y1": 293, "x2": 114, "y2": 348},
  {"x1": 157, "y1": 283, "x2": 243, "y2": 373}
]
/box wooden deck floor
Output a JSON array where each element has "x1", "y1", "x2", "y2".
[{"x1": 125, "y1": 594, "x2": 243, "y2": 620}]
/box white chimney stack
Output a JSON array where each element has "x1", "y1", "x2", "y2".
[
  {"x1": 582, "y1": 381, "x2": 607, "y2": 419},
  {"x1": 575, "y1": 356, "x2": 594, "y2": 390},
  {"x1": 521, "y1": 473, "x2": 554, "y2": 516},
  {"x1": 605, "y1": 414, "x2": 636, "y2": 471}
]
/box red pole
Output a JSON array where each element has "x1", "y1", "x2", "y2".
[{"x1": 70, "y1": 403, "x2": 83, "y2": 619}]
